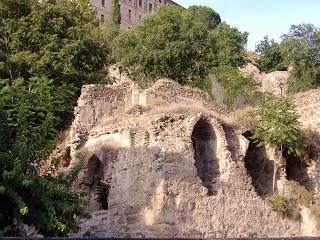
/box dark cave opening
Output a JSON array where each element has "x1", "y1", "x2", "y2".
[
  {"x1": 192, "y1": 119, "x2": 218, "y2": 196},
  {"x1": 86, "y1": 155, "x2": 110, "y2": 211},
  {"x1": 284, "y1": 150, "x2": 313, "y2": 191},
  {"x1": 243, "y1": 132, "x2": 274, "y2": 196}
]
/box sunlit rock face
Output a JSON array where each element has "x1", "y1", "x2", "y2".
[{"x1": 59, "y1": 77, "x2": 319, "y2": 238}]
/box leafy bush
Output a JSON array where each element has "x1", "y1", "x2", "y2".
[
  {"x1": 0, "y1": 0, "x2": 108, "y2": 236},
  {"x1": 208, "y1": 66, "x2": 261, "y2": 108},
  {"x1": 252, "y1": 97, "x2": 309, "y2": 156},
  {"x1": 287, "y1": 181, "x2": 314, "y2": 206},
  {"x1": 266, "y1": 193, "x2": 292, "y2": 218}
]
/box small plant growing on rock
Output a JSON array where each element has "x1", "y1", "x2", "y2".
[
  {"x1": 287, "y1": 181, "x2": 314, "y2": 207},
  {"x1": 312, "y1": 203, "x2": 320, "y2": 230},
  {"x1": 266, "y1": 193, "x2": 292, "y2": 218}
]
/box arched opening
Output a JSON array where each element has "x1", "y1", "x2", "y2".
[
  {"x1": 284, "y1": 151, "x2": 313, "y2": 191},
  {"x1": 192, "y1": 119, "x2": 218, "y2": 196},
  {"x1": 243, "y1": 132, "x2": 273, "y2": 196},
  {"x1": 86, "y1": 155, "x2": 110, "y2": 211}
]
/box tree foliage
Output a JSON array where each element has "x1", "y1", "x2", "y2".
[
  {"x1": 252, "y1": 97, "x2": 308, "y2": 155},
  {"x1": 256, "y1": 36, "x2": 288, "y2": 73},
  {"x1": 282, "y1": 24, "x2": 320, "y2": 93},
  {"x1": 112, "y1": 6, "x2": 247, "y2": 86},
  {"x1": 0, "y1": 0, "x2": 109, "y2": 236},
  {"x1": 211, "y1": 22, "x2": 248, "y2": 67},
  {"x1": 208, "y1": 66, "x2": 260, "y2": 108}
]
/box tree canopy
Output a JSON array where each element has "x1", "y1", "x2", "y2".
[
  {"x1": 112, "y1": 6, "x2": 247, "y2": 87},
  {"x1": 0, "y1": 0, "x2": 109, "y2": 236}
]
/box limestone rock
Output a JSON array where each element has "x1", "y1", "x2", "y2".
[{"x1": 60, "y1": 77, "x2": 319, "y2": 238}]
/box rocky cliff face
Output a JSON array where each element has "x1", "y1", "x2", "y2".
[{"x1": 59, "y1": 75, "x2": 319, "y2": 238}]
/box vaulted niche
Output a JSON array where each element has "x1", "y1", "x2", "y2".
[
  {"x1": 284, "y1": 151, "x2": 313, "y2": 191},
  {"x1": 85, "y1": 155, "x2": 110, "y2": 211},
  {"x1": 243, "y1": 132, "x2": 273, "y2": 196},
  {"x1": 192, "y1": 119, "x2": 219, "y2": 196}
]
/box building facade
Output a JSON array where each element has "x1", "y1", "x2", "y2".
[{"x1": 91, "y1": 0, "x2": 179, "y2": 27}]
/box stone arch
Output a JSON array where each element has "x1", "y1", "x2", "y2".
[
  {"x1": 85, "y1": 155, "x2": 110, "y2": 211},
  {"x1": 192, "y1": 118, "x2": 219, "y2": 196}
]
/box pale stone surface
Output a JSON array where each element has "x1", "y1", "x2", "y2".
[
  {"x1": 57, "y1": 75, "x2": 320, "y2": 238},
  {"x1": 239, "y1": 63, "x2": 289, "y2": 97}
]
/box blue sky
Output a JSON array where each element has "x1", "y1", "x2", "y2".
[{"x1": 174, "y1": 0, "x2": 320, "y2": 51}]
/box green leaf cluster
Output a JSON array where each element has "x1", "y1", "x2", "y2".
[
  {"x1": 207, "y1": 66, "x2": 261, "y2": 108},
  {"x1": 0, "y1": 0, "x2": 110, "y2": 236},
  {"x1": 256, "y1": 36, "x2": 289, "y2": 73},
  {"x1": 112, "y1": 6, "x2": 247, "y2": 87},
  {"x1": 252, "y1": 97, "x2": 309, "y2": 155},
  {"x1": 282, "y1": 24, "x2": 320, "y2": 93}
]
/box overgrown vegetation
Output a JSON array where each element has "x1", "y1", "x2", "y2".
[
  {"x1": 256, "y1": 24, "x2": 320, "y2": 93},
  {"x1": 265, "y1": 193, "x2": 292, "y2": 218},
  {"x1": 252, "y1": 97, "x2": 309, "y2": 192},
  {"x1": 287, "y1": 181, "x2": 314, "y2": 207},
  {"x1": 232, "y1": 107, "x2": 258, "y2": 131},
  {"x1": 256, "y1": 36, "x2": 289, "y2": 73},
  {"x1": 0, "y1": 0, "x2": 109, "y2": 236},
  {"x1": 208, "y1": 66, "x2": 261, "y2": 108},
  {"x1": 112, "y1": 6, "x2": 248, "y2": 87}
]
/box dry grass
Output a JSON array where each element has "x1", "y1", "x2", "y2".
[
  {"x1": 231, "y1": 106, "x2": 258, "y2": 130},
  {"x1": 287, "y1": 180, "x2": 314, "y2": 207}
]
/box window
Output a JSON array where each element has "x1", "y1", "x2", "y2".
[
  {"x1": 139, "y1": 0, "x2": 143, "y2": 7},
  {"x1": 128, "y1": 10, "x2": 132, "y2": 19},
  {"x1": 101, "y1": 0, "x2": 105, "y2": 7},
  {"x1": 149, "y1": 3, "x2": 153, "y2": 12},
  {"x1": 100, "y1": 14, "x2": 105, "y2": 23}
]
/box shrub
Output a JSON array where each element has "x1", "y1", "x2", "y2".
[
  {"x1": 312, "y1": 202, "x2": 320, "y2": 230},
  {"x1": 265, "y1": 193, "x2": 292, "y2": 218},
  {"x1": 208, "y1": 66, "x2": 261, "y2": 108},
  {"x1": 287, "y1": 181, "x2": 314, "y2": 206}
]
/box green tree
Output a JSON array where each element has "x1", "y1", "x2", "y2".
[
  {"x1": 210, "y1": 22, "x2": 247, "y2": 67},
  {"x1": 256, "y1": 36, "x2": 288, "y2": 73},
  {"x1": 112, "y1": 6, "x2": 247, "y2": 87},
  {"x1": 252, "y1": 98, "x2": 308, "y2": 192},
  {"x1": 112, "y1": 0, "x2": 121, "y2": 26},
  {"x1": 281, "y1": 24, "x2": 320, "y2": 92},
  {"x1": 0, "y1": 0, "x2": 109, "y2": 236}
]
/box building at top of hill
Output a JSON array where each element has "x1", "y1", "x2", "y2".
[{"x1": 91, "y1": 0, "x2": 180, "y2": 28}]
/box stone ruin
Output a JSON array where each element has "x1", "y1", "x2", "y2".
[{"x1": 58, "y1": 70, "x2": 320, "y2": 238}]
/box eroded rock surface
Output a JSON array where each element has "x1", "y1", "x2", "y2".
[{"x1": 60, "y1": 77, "x2": 320, "y2": 238}]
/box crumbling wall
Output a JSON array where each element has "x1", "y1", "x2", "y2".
[
  {"x1": 62, "y1": 78, "x2": 320, "y2": 238},
  {"x1": 145, "y1": 79, "x2": 229, "y2": 115},
  {"x1": 69, "y1": 111, "x2": 300, "y2": 238}
]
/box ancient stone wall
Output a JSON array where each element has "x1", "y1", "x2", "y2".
[
  {"x1": 62, "y1": 78, "x2": 320, "y2": 238},
  {"x1": 294, "y1": 88, "x2": 320, "y2": 132},
  {"x1": 70, "y1": 111, "x2": 299, "y2": 238}
]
